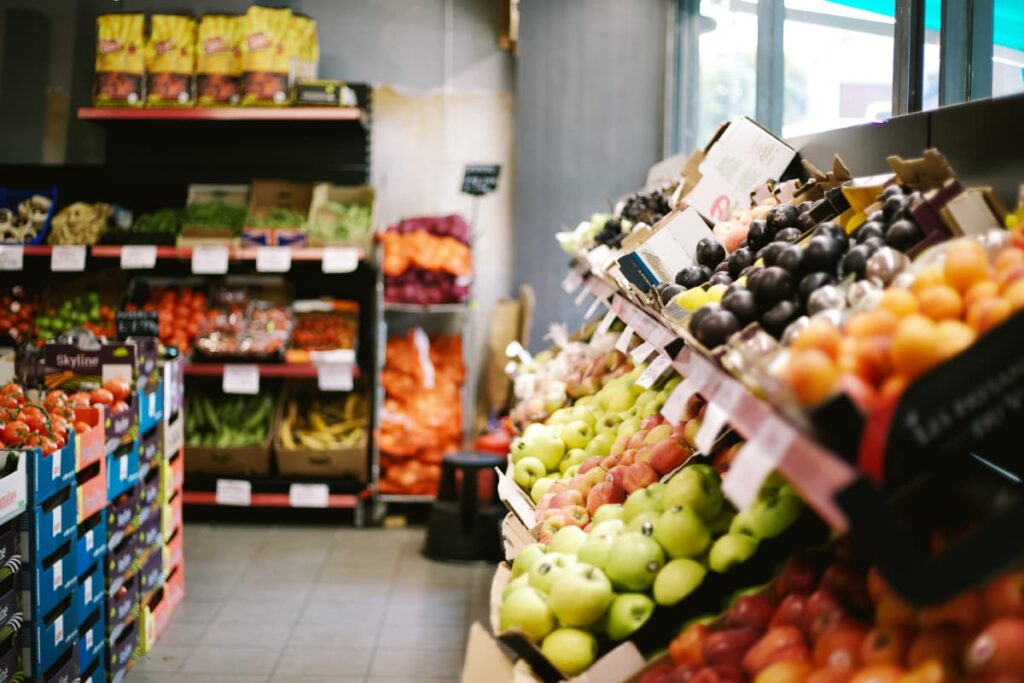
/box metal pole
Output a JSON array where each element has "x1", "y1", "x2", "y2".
[
  {"x1": 893, "y1": 0, "x2": 926, "y2": 115},
  {"x1": 756, "y1": 0, "x2": 785, "y2": 133}
]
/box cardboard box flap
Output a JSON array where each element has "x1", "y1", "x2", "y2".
[
  {"x1": 887, "y1": 149, "x2": 957, "y2": 192},
  {"x1": 497, "y1": 467, "x2": 537, "y2": 529},
  {"x1": 463, "y1": 622, "x2": 519, "y2": 683}
]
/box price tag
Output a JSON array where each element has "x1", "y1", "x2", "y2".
[
  {"x1": 121, "y1": 245, "x2": 158, "y2": 269},
  {"x1": 54, "y1": 614, "x2": 63, "y2": 646},
  {"x1": 316, "y1": 363, "x2": 353, "y2": 391},
  {"x1": 584, "y1": 297, "x2": 603, "y2": 319},
  {"x1": 289, "y1": 483, "x2": 329, "y2": 508},
  {"x1": 630, "y1": 340, "x2": 656, "y2": 364},
  {"x1": 548, "y1": 323, "x2": 570, "y2": 348},
  {"x1": 723, "y1": 419, "x2": 796, "y2": 509},
  {"x1": 256, "y1": 246, "x2": 292, "y2": 273},
  {"x1": 215, "y1": 479, "x2": 252, "y2": 506},
  {"x1": 573, "y1": 286, "x2": 590, "y2": 306},
  {"x1": 660, "y1": 378, "x2": 699, "y2": 423},
  {"x1": 84, "y1": 574, "x2": 92, "y2": 604},
  {"x1": 53, "y1": 557, "x2": 63, "y2": 590},
  {"x1": 0, "y1": 245, "x2": 24, "y2": 271},
  {"x1": 595, "y1": 309, "x2": 617, "y2": 337},
  {"x1": 223, "y1": 364, "x2": 259, "y2": 395},
  {"x1": 51, "y1": 245, "x2": 86, "y2": 271},
  {"x1": 85, "y1": 529, "x2": 94, "y2": 551},
  {"x1": 636, "y1": 354, "x2": 672, "y2": 389},
  {"x1": 51, "y1": 446, "x2": 61, "y2": 479},
  {"x1": 86, "y1": 628, "x2": 94, "y2": 651},
  {"x1": 52, "y1": 505, "x2": 62, "y2": 536},
  {"x1": 614, "y1": 325, "x2": 634, "y2": 354},
  {"x1": 695, "y1": 380, "x2": 744, "y2": 454},
  {"x1": 322, "y1": 247, "x2": 359, "y2": 273},
  {"x1": 561, "y1": 270, "x2": 583, "y2": 294},
  {"x1": 191, "y1": 245, "x2": 229, "y2": 274},
  {"x1": 119, "y1": 454, "x2": 128, "y2": 480}
]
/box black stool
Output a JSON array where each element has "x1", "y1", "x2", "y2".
[{"x1": 423, "y1": 451, "x2": 506, "y2": 563}]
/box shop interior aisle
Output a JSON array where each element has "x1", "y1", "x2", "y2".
[{"x1": 128, "y1": 524, "x2": 490, "y2": 682}]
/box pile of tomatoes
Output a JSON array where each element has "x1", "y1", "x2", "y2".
[
  {"x1": 127, "y1": 287, "x2": 211, "y2": 355},
  {"x1": 67, "y1": 377, "x2": 132, "y2": 416},
  {"x1": 0, "y1": 384, "x2": 85, "y2": 455}
]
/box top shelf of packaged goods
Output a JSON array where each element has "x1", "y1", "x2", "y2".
[
  {"x1": 10, "y1": 244, "x2": 366, "y2": 270},
  {"x1": 383, "y1": 303, "x2": 470, "y2": 315},
  {"x1": 77, "y1": 107, "x2": 364, "y2": 122}
]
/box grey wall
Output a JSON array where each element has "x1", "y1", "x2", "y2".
[{"x1": 514, "y1": 0, "x2": 670, "y2": 350}]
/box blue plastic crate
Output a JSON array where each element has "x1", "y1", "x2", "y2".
[
  {"x1": 19, "y1": 595, "x2": 77, "y2": 678},
  {"x1": 78, "y1": 604, "x2": 104, "y2": 676},
  {"x1": 23, "y1": 438, "x2": 76, "y2": 507},
  {"x1": 138, "y1": 385, "x2": 164, "y2": 436},
  {"x1": 107, "y1": 440, "x2": 140, "y2": 501},
  {"x1": 19, "y1": 484, "x2": 76, "y2": 563},
  {"x1": 75, "y1": 509, "x2": 107, "y2": 577},
  {"x1": 80, "y1": 654, "x2": 106, "y2": 683},
  {"x1": 75, "y1": 560, "x2": 104, "y2": 622},
  {"x1": 19, "y1": 539, "x2": 76, "y2": 620},
  {"x1": 0, "y1": 186, "x2": 57, "y2": 245}
]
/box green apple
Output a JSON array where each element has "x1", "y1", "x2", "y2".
[
  {"x1": 576, "y1": 534, "x2": 617, "y2": 571},
  {"x1": 605, "y1": 532, "x2": 665, "y2": 592},
  {"x1": 530, "y1": 476, "x2": 557, "y2": 503},
  {"x1": 748, "y1": 491, "x2": 804, "y2": 539},
  {"x1": 617, "y1": 417, "x2": 641, "y2": 439},
  {"x1": 640, "y1": 400, "x2": 664, "y2": 419},
  {"x1": 548, "y1": 526, "x2": 588, "y2": 556},
  {"x1": 585, "y1": 432, "x2": 616, "y2": 457},
  {"x1": 549, "y1": 563, "x2": 614, "y2": 627},
  {"x1": 502, "y1": 573, "x2": 530, "y2": 600},
  {"x1": 707, "y1": 507, "x2": 736, "y2": 535},
  {"x1": 604, "y1": 388, "x2": 635, "y2": 413},
  {"x1": 526, "y1": 432, "x2": 568, "y2": 471},
  {"x1": 653, "y1": 558, "x2": 707, "y2": 606},
  {"x1": 595, "y1": 413, "x2": 624, "y2": 435},
  {"x1": 529, "y1": 552, "x2": 576, "y2": 593},
  {"x1": 560, "y1": 448, "x2": 588, "y2": 474},
  {"x1": 663, "y1": 375, "x2": 682, "y2": 392},
  {"x1": 575, "y1": 395, "x2": 596, "y2": 408},
  {"x1": 643, "y1": 424, "x2": 673, "y2": 445},
  {"x1": 546, "y1": 408, "x2": 574, "y2": 426},
  {"x1": 605, "y1": 593, "x2": 655, "y2": 641},
  {"x1": 561, "y1": 420, "x2": 595, "y2": 451},
  {"x1": 662, "y1": 466, "x2": 724, "y2": 520},
  {"x1": 514, "y1": 457, "x2": 546, "y2": 490},
  {"x1": 569, "y1": 406, "x2": 598, "y2": 428},
  {"x1": 512, "y1": 543, "x2": 546, "y2": 577},
  {"x1": 562, "y1": 464, "x2": 580, "y2": 479},
  {"x1": 589, "y1": 519, "x2": 624, "y2": 537},
  {"x1": 625, "y1": 510, "x2": 661, "y2": 537},
  {"x1": 633, "y1": 390, "x2": 659, "y2": 408},
  {"x1": 646, "y1": 482, "x2": 667, "y2": 503},
  {"x1": 541, "y1": 628, "x2": 598, "y2": 676},
  {"x1": 500, "y1": 586, "x2": 556, "y2": 643},
  {"x1": 591, "y1": 504, "x2": 623, "y2": 525},
  {"x1": 654, "y1": 506, "x2": 711, "y2": 559},
  {"x1": 622, "y1": 487, "x2": 663, "y2": 523},
  {"x1": 708, "y1": 533, "x2": 759, "y2": 573},
  {"x1": 523, "y1": 423, "x2": 549, "y2": 440}
]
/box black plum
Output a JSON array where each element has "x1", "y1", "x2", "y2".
[
  {"x1": 746, "y1": 220, "x2": 773, "y2": 252},
  {"x1": 885, "y1": 219, "x2": 924, "y2": 251},
  {"x1": 882, "y1": 184, "x2": 903, "y2": 199},
  {"x1": 761, "y1": 300, "x2": 800, "y2": 338},
  {"x1": 696, "y1": 309, "x2": 741, "y2": 348},
  {"x1": 840, "y1": 244, "x2": 872, "y2": 278},
  {"x1": 675, "y1": 265, "x2": 711, "y2": 289},
  {"x1": 767, "y1": 204, "x2": 800, "y2": 233},
  {"x1": 854, "y1": 222, "x2": 885, "y2": 244},
  {"x1": 721, "y1": 289, "x2": 758, "y2": 326},
  {"x1": 750, "y1": 266, "x2": 794, "y2": 311},
  {"x1": 707, "y1": 271, "x2": 734, "y2": 287},
  {"x1": 776, "y1": 245, "x2": 804, "y2": 275},
  {"x1": 696, "y1": 238, "x2": 727, "y2": 268},
  {"x1": 802, "y1": 236, "x2": 844, "y2": 274},
  {"x1": 727, "y1": 248, "x2": 755, "y2": 279},
  {"x1": 757, "y1": 242, "x2": 786, "y2": 267},
  {"x1": 688, "y1": 304, "x2": 718, "y2": 336},
  {"x1": 797, "y1": 272, "x2": 835, "y2": 306},
  {"x1": 882, "y1": 194, "x2": 907, "y2": 221},
  {"x1": 774, "y1": 227, "x2": 803, "y2": 243},
  {"x1": 658, "y1": 284, "x2": 685, "y2": 305}
]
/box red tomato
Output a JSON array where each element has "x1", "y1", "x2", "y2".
[
  {"x1": 0, "y1": 383, "x2": 23, "y2": 397},
  {"x1": 110, "y1": 400, "x2": 130, "y2": 414},
  {"x1": 53, "y1": 434, "x2": 65, "y2": 449},
  {"x1": 74, "y1": 421, "x2": 91, "y2": 434},
  {"x1": 89, "y1": 388, "x2": 114, "y2": 406},
  {"x1": 43, "y1": 390, "x2": 68, "y2": 411},
  {"x1": 68, "y1": 392, "x2": 92, "y2": 408},
  {"x1": 0, "y1": 397, "x2": 19, "y2": 411},
  {"x1": 3, "y1": 420, "x2": 30, "y2": 445},
  {"x1": 103, "y1": 377, "x2": 131, "y2": 402},
  {"x1": 17, "y1": 406, "x2": 46, "y2": 435}
]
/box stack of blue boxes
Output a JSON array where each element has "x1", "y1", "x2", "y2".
[{"x1": 0, "y1": 517, "x2": 22, "y2": 681}]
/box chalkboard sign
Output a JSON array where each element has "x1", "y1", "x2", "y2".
[
  {"x1": 116, "y1": 311, "x2": 160, "y2": 340},
  {"x1": 461, "y1": 164, "x2": 501, "y2": 196}
]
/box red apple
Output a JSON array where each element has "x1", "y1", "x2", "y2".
[
  {"x1": 742, "y1": 626, "x2": 807, "y2": 676},
  {"x1": 965, "y1": 617, "x2": 1024, "y2": 677},
  {"x1": 606, "y1": 465, "x2": 626, "y2": 490},
  {"x1": 586, "y1": 481, "x2": 625, "y2": 515},
  {"x1": 820, "y1": 564, "x2": 871, "y2": 614},
  {"x1": 580, "y1": 456, "x2": 603, "y2": 474},
  {"x1": 682, "y1": 418, "x2": 702, "y2": 449},
  {"x1": 860, "y1": 626, "x2": 911, "y2": 667},
  {"x1": 814, "y1": 621, "x2": 869, "y2": 670},
  {"x1": 650, "y1": 438, "x2": 691, "y2": 475},
  {"x1": 908, "y1": 625, "x2": 965, "y2": 669},
  {"x1": 548, "y1": 481, "x2": 570, "y2": 495},
  {"x1": 804, "y1": 589, "x2": 848, "y2": 638},
  {"x1": 690, "y1": 666, "x2": 745, "y2": 683},
  {"x1": 670, "y1": 623, "x2": 709, "y2": 666},
  {"x1": 919, "y1": 588, "x2": 983, "y2": 633},
  {"x1": 601, "y1": 454, "x2": 622, "y2": 470},
  {"x1": 775, "y1": 557, "x2": 818, "y2": 598},
  {"x1": 623, "y1": 461, "x2": 659, "y2": 493},
  {"x1": 640, "y1": 414, "x2": 665, "y2": 431},
  {"x1": 847, "y1": 665, "x2": 905, "y2": 683},
  {"x1": 727, "y1": 595, "x2": 778, "y2": 633},
  {"x1": 640, "y1": 663, "x2": 678, "y2": 683},
  {"x1": 703, "y1": 629, "x2": 760, "y2": 667},
  {"x1": 550, "y1": 489, "x2": 585, "y2": 509},
  {"x1": 770, "y1": 594, "x2": 808, "y2": 630},
  {"x1": 807, "y1": 668, "x2": 854, "y2": 683},
  {"x1": 610, "y1": 436, "x2": 629, "y2": 458},
  {"x1": 896, "y1": 659, "x2": 956, "y2": 683},
  {"x1": 621, "y1": 449, "x2": 638, "y2": 467},
  {"x1": 628, "y1": 432, "x2": 647, "y2": 450},
  {"x1": 636, "y1": 445, "x2": 654, "y2": 464}
]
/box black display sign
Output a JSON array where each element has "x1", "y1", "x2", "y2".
[
  {"x1": 116, "y1": 311, "x2": 160, "y2": 340},
  {"x1": 461, "y1": 164, "x2": 501, "y2": 196}
]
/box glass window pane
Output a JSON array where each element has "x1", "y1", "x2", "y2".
[
  {"x1": 922, "y1": 0, "x2": 941, "y2": 110},
  {"x1": 697, "y1": 0, "x2": 758, "y2": 145},
  {"x1": 781, "y1": 0, "x2": 895, "y2": 137},
  {"x1": 991, "y1": 0, "x2": 1024, "y2": 98}
]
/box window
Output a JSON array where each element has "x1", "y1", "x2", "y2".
[
  {"x1": 696, "y1": 0, "x2": 759, "y2": 147},
  {"x1": 991, "y1": 0, "x2": 1024, "y2": 98}
]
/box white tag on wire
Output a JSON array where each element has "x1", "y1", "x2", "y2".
[
  {"x1": 614, "y1": 325, "x2": 634, "y2": 353},
  {"x1": 695, "y1": 379, "x2": 744, "y2": 454},
  {"x1": 595, "y1": 309, "x2": 617, "y2": 337},
  {"x1": 630, "y1": 340, "x2": 656, "y2": 364},
  {"x1": 561, "y1": 270, "x2": 583, "y2": 293},
  {"x1": 636, "y1": 354, "x2": 672, "y2": 389},
  {"x1": 722, "y1": 418, "x2": 795, "y2": 509}
]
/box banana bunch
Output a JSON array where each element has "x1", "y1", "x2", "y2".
[{"x1": 279, "y1": 393, "x2": 367, "y2": 451}]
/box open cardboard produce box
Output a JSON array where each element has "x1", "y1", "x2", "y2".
[
  {"x1": 272, "y1": 383, "x2": 368, "y2": 481},
  {"x1": 306, "y1": 182, "x2": 377, "y2": 249}
]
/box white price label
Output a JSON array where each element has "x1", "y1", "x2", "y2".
[
  {"x1": 54, "y1": 614, "x2": 63, "y2": 646},
  {"x1": 289, "y1": 483, "x2": 329, "y2": 508},
  {"x1": 215, "y1": 479, "x2": 252, "y2": 506},
  {"x1": 52, "y1": 505, "x2": 62, "y2": 536},
  {"x1": 53, "y1": 557, "x2": 63, "y2": 590},
  {"x1": 51, "y1": 446, "x2": 61, "y2": 479},
  {"x1": 636, "y1": 354, "x2": 672, "y2": 389},
  {"x1": 547, "y1": 323, "x2": 570, "y2": 349},
  {"x1": 191, "y1": 245, "x2": 229, "y2": 274},
  {"x1": 86, "y1": 628, "x2": 94, "y2": 650},
  {"x1": 0, "y1": 245, "x2": 24, "y2": 271},
  {"x1": 660, "y1": 377, "x2": 700, "y2": 424},
  {"x1": 316, "y1": 363, "x2": 353, "y2": 392},
  {"x1": 84, "y1": 574, "x2": 93, "y2": 603},
  {"x1": 321, "y1": 247, "x2": 359, "y2": 273},
  {"x1": 256, "y1": 246, "x2": 292, "y2": 273},
  {"x1": 584, "y1": 296, "x2": 603, "y2": 319},
  {"x1": 630, "y1": 340, "x2": 656, "y2": 364},
  {"x1": 85, "y1": 529, "x2": 94, "y2": 551},
  {"x1": 695, "y1": 380, "x2": 744, "y2": 454},
  {"x1": 595, "y1": 309, "x2": 617, "y2": 337},
  {"x1": 51, "y1": 245, "x2": 86, "y2": 271},
  {"x1": 222, "y1": 364, "x2": 259, "y2": 394},
  {"x1": 102, "y1": 364, "x2": 132, "y2": 387},
  {"x1": 561, "y1": 270, "x2": 583, "y2": 294},
  {"x1": 0, "y1": 359, "x2": 13, "y2": 385},
  {"x1": 614, "y1": 325, "x2": 634, "y2": 354},
  {"x1": 573, "y1": 286, "x2": 590, "y2": 306},
  {"x1": 120, "y1": 245, "x2": 157, "y2": 270},
  {"x1": 722, "y1": 419, "x2": 795, "y2": 510},
  {"x1": 119, "y1": 454, "x2": 128, "y2": 480}
]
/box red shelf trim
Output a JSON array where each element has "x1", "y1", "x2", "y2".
[
  {"x1": 78, "y1": 106, "x2": 362, "y2": 121},
  {"x1": 181, "y1": 490, "x2": 360, "y2": 508}
]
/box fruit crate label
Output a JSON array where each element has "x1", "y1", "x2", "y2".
[
  {"x1": 86, "y1": 628, "x2": 93, "y2": 650},
  {"x1": 53, "y1": 557, "x2": 62, "y2": 590},
  {"x1": 51, "y1": 245, "x2": 86, "y2": 272},
  {"x1": 573, "y1": 286, "x2": 590, "y2": 307},
  {"x1": 723, "y1": 417, "x2": 795, "y2": 509},
  {"x1": 696, "y1": 379, "x2": 745, "y2": 453},
  {"x1": 461, "y1": 164, "x2": 501, "y2": 196},
  {"x1": 614, "y1": 325, "x2": 634, "y2": 354},
  {"x1": 191, "y1": 245, "x2": 229, "y2": 274},
  {"x1": 222, "y1": 365, "x2": 259, "y2": 395},
  {"x1": 561, "y1": 270, "x2": 583, "y2": 294},
  {"x1": 630, "y1": 340, "x2": 656, "y2": 364},
  {"x1": 288, "y1": 483, "x2": 329, "y2": 508},
  {"x1": 51, "y1": 447, "x2": 60, "y2": 479},
  {"x1": 636, "y1": 354, "x2": 672, "y2": 389},
  {"x1": 120, "y1": 245, "x2": 157, "y2": 269},
  {"x1": 84, "y1": 574, "x2": 92, "y2": 603},
  {"x1": 595, "y1": 309, "x2": 617, "y2": 337},
  {"x1": 316, "y1": 363, "x2": 353, "y2": 392},
  {"x1": 255, "y1": 246, "x2": 291, "y2": 273},
  {"x1": 85, "y1": 529, "x2": 94, "y2": 550},
  {"x1": 321, "y1": 247, "x2": 359, "y2": 273},
  {"x1": 584, "y1": 296, "x2": 603, "y2": 319},
  {"x1": 54, "y1": 614, "x2": 63, "y2": 646},
  {"x1": 119, "y1": 454, "x2": 128, "y2": 480},
  {"x1": 102, "y1": 364, "x2": 132, "y2": 386},
  {"x1": 215, "y1": 479, "x2": 251, "y2": 506},
  {"x1": 0, "y1": 246, "x2": 23, "y2": 271},
  {"x1": 52, "y1": 504, "x2": 62, "y2": 536}
]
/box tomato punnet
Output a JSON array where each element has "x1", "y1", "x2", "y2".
[
  {"x1": 2, "y1": 420, "x2": 30, "y2": 445},
  {"x1": 43, "y1": 390, "x2": 68, "y2": 412},
  {"x1": 89, "y1": 388, "x2": 114, "y2": 406},
  {"x1": 102, "y1": 377, "x2": 130, "y2": 402}
]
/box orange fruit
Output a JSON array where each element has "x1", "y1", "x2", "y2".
[
  {"x1": 994, "y1": 247, "x2": 1024, "y2": 272},
  {"x1": 792, "y1": 318, "x2": 842, "y2": 359},
  {"x1": 966, "y1": 295, "x2": 1012, "y2": 333},
  {"x1": 879, "y1": 288, "x2": 919, "y2": 317},
  {"x1": 1004, "y1": 279, "x2": 1024, "y2": 311},
  {"x1": 996, "y1": 263, "x2": 1024, "y2": 293},
  {"x1": 891, "y1": 314, "x2": 942, "y2": 380},
  {"x1": 963, "y1": 280, "x2": 999, "y2": 309},
  {"x1": 916, "y1": 285, "x2": 963, "y2": 321},
  {"x1": 786, "y1": 348, "x2": 839, "y2": 406},
  {"x1": 943, "y1": 239, "x2": 991, "y2": 293},
  {"x1": 911, "y1": 264, "x2": 947, "y2": 295},
  {"x1": 847, "y1": 309, "x2": 900, "y2": 339},
  {"x1": 935, "y1": 320, "x2": 976, "y2": 360}
]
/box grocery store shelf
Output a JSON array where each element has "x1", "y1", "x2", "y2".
[
  {"x1": 183, "y1": 362, "x2": 360, "y2": 379},
  {"x1": 383, "y1": 303, "x2": 470, "y2": 315},
  {"x1": 89, "y1": 245, "x2": 365, "y2": 262},
  {"x1": 377, "y1": 493, "x2": 436, "y2": 503},
  {"x1": 182, "y1": 490, "x2": 361, "y2": 508},
  {"x1": 78, "y1": 106, "x2": 363, "y2": 122},
  {"x1": 183, "y1": 474, "x2": 368, "y2": 510}
]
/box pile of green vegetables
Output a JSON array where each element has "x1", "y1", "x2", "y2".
[
  {"x1": 185, "y1": 393, "x2": 274, "y2": 447},
  {"x1": 245, "y1": 207, "x2": 307, "y2": 230},
  {"x1": 105, "y1": 207, "x2": 181, "y2": 238},
  {"x1": 309, "y1": 202, "x2": 372, "y2": 242},
  {"x1": 183, "y1": 201, "x2": 248, "y2": 235}
]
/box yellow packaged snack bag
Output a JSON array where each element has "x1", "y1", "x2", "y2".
[
  {"x1": 287, "y1": 13, "x2": 319, "y2": 82},
  {"x1": 93, "y1": 13, "x2": 145, "y2": 107},
  {"x1": 196, "y1": 14, "x2": 242, "y2": 106},
  {"x1": 145, "y1": 14, "x2": 196, "y2": 106},
  {"x1": 240, "y1": 5, "x2": 292, "y2": 106}
]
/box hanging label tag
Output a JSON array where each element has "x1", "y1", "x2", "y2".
[
  {"x1": 53, "y1": 557, "x2": 63, "y2": 590},
  {"x1": 0, "y1": 246, "x2": 23, "y2": 271},
  {"x1": 561, "y1": 270, "x2": 583, "y2": 294},
  {"x1": 52, "y1": 505, "x2": 62, "y2": 536},
  {"x1": 723, "y1": 419, "x2": 795, "y2": 509},
  {"x1": 120, "y1": 453, "x2": 128, "y2": 480},
  {"x1": 51, "y1": 245, "x2": 86, "y2": 272},
  {"x1": 120, "y1": 245, "x2": 158, "y2": 270},
  {"x1": 695, "y1": 379, "x2": 744, "y2": 453},
  {"x1": 255, "y1": 246, "x2": 292, "y2": 273},
  {"x1": 574, "y1": 287, "x2": 590, "y2": 307},
  {"x1": 636, "y1": 354, "x2": 672, "y2": 389},
  {"x1": 84, "y1": 574, "x2": 93, "y2": 603},
  {"x1": 85, "y1": 529, "x2": 94, "y2": 551},
  {"x1": 584, "y1": 297, "x2": 603, "y2": 319},
  {"x1": 661, "y1": 377, "x2": 699, "y2": 423},
  {"x1": 322, "y1": 247, "x2": 359, "y2": 273},
  {"x1": 547, "y1": 323, "x2": 570, "y2": 348},
  {"x1": 630, "y1": 340, "x2": 656, "y2": 364},
  {"x1": 54, "y1": 614, "x2": 63, "y2": 646},
  {"x1": 191, "y1": 245, "x2": 229, "y2": 274},
  {"x1": 215, "y1": 479, "x2": 252, "y2": 506},
  {"x1": 595, "y1": 309, "x2": 617, "y2": 337},
  {"x1": 223, "y1": 364, "x2": 259, "y2": 395},
  {"x1": 614, "y1": 325, "x2": 634, "y2": 353},
  {"x1": 51, "y1": 447, "x2": 61, "y2": 479},
  {"x1": 86, "y1": 627, "x2": 94, "y2": 651},
  {"x1": 316, "y1": 363, "x2": 353, "y2": 391},
  {"x1": 289, "y1": 483, "x2": 329, "y2": 508}
]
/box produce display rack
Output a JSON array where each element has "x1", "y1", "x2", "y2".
[{"x1": 77, "y1": 106, "x2": 365, "y2": 125}]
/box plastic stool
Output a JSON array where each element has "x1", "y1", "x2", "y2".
[{"x1": 423, "y1": 451, "x2": 506, "y2": 563}]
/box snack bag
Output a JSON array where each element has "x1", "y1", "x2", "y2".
[
  {"x1": 240, "y1": 5, "x2": 292, "y2": 106},
  {"x1": 196, "y1": 14, "x2": 242, "y2": 106},
  {"x1": 145, "y1": 14, "x2": 196, "y2": 106},
  {"x1": 287, "y1": 13, "x2": 319, "y2": 81},
  {"x1": 93, "y1": 13, "x2": 145, "y2": 107}
]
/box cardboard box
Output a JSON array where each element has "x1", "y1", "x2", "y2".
[
  {"x1": 242, "y1": 179, "x2": 314, "y2": 245},
  {"x1": 138, "y1": 382, "x2": 164, "y2": 436},
  {"x1": 162, "y1": 410, "x2": 184, "y2": 464},
  {"x1": 161, "y1": 448, "x2": 184, "y2": 504},
  {"x1": 77, "y1": 604, "x2": 104, "y2": 678},
  {"x1": 615, "y1": 208, "x2": 715, "y2": 292},
  {"x1": 75, "y1": 510, "x2": 107, "y2": 577},
  {"x1": 0, "y1": 580, "x2": 17, "y2": 634},
  {"x1": 106, "y1": 571, "x2": 139, "y2": 635},
  {"x1": 75, "y1": 405, "x2": 106, "y2": 472},
  {"x1": 80, "y1": 655, "x2": 106, "y2": 683},
  {"x1": 138, "y1": 504, "x2": 162, "y2": 553},
  {"x1": 162, "y1": 525, "x2": 183, "y2": 575},
  {"x1": 19, "y1": 594, "x2": 77, "y2": 678},
  {"x1": 186, "y1": 416, "x2": 274, "y2": 477},
  {"x1": 20, "y1": 484, "x2": 76, "y2": 562},
  {"x1": 76, "y1": 456, "x2": 107, "y2": 524},
  {"x1": 162, "y1": 490, "x2": 183, "y2": 541},
  {"x1": 108, "y1": 611, "x2": 138, "y2": 678},
  {"x1": 108, "y1": 440, "x2": 140, "y2": 502},
  {"x1": 294, "y1": 79, "x2": 358, "y2": 107},
  {"x1": 306, "y1": 183, "x2": 377, "y2": 249},
  {"x1": 75, "y1": 560, "x2": 104, "y2": 624},
  {"x1": 107, "y1": 485, "x2": 139, "y2": 549},
  {"x1": 164, "y1": 560, "x2": 185, "y2": 613},
  {"x1": 106, "y1": 533, "x2": 138, "y2": 593},
  {"x1": 138, "y1": 545, "x2": 164, "y2": 599},
  {"x1": 0, "y1": 456, "x2": 25, "y2": 537},
  {"x1": 20, "y1": 535, "x2": 76, "y2": 618},
  {"x1": 25, "y1": 439, "x2": 76, "y2": 507},
  {"x1": 0, "y1": 630, "x2": 17, "y2": 683},
  {"x1": 139, "y1": 459, "x2": 160, "y2": 509},
  {"x1": 0, "y1": 524, "x2": 14, "y2": 572},
  {"x1": 501, "y1": 512, "x2": 533, "y2": 563}
]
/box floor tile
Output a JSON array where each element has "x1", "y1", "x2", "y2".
[
  {"x1": 369, "y1": 648, "x2": 464, "y2": 678},
  {"x1": 129, "y1": 645, "x2": 194, "y2": 672},
  {"x1": 182, "y1": 645, "x2": 281, "y2": 675},
  {"x1": 298, "y1": 598, "x2": 387, "y2": 625},
  {"x1": 376, "y1": 623, "x2": 470, "y2": 649},
  {"x1": 287, "y1": 620, "x2": 381, "y2": 648},
  {"x1": 272, "y1": 646, "x2": 373, "y2": 677},
  {"x1": 171, "y1": 597, "x2": 224, "y2": 623},
  {"x1": 201, "y1": 617, "x2": 292, "y2": 648},
  {"x1": 152, "y1": 619, "x2": 210, "y2": 646},
  {"x1": 129, "y1": 675, "x2": 268, "y2": 683},
  {"x1": 215, "y1": 597, "x2": 306, "y2": 624},
  {"x1": 309, "y1": 578, "x2": 392, "y2": 602}
]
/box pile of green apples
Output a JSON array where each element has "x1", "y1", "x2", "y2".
[{"x1": 498, "y1": 468, "x2": 805, "y2": 677}]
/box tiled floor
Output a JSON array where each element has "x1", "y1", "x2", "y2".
[{"x1": 130, "y1": 523, "x2": 492, "y2": 683}]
